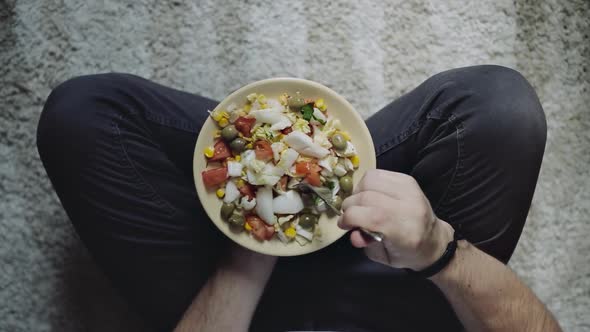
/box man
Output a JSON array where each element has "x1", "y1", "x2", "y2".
[{"x1": 37, "y1": 65, "x2": 561, "y2": 331}]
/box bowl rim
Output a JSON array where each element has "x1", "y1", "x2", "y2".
[{"x1": 193, "y1": 77, "x2": 376, "y2": 256}]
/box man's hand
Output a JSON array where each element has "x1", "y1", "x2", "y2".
[
  {"x1": 338, "y1": 169, "x2": 454, "y2": 270},
  {"x1": 339, "y1": 169, "x2": 562, "y2": 332}
]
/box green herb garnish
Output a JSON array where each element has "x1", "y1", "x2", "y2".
[
  {"x1": 301, "y1": 104, "x2": 326, "y2": 124},
  {"x1": 313, "y1": 194, "x2": 322, "y2": 205},
  {"x1": 301, "y1": 104, "x2": 314, "y2": 121}
]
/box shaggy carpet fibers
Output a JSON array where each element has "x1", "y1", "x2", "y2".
[{"x1": 1, "y1": 0, "x2": 588, "y2": 331}]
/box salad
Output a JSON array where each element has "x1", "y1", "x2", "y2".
[{"x1": 201, "y1": 92, "x2": 359, "y2": 245}]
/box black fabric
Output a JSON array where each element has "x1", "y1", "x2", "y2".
[{"x1": 37, "y1": 65, "x2": 546, "y2": 332}]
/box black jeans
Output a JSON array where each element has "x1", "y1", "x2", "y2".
[{"x1": 37, "y1": 65, "x2": 546, "y2": 332}]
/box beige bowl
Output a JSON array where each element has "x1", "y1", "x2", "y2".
[{"x1": 193, "y1": 78, "x2": 376, "y2": 256}]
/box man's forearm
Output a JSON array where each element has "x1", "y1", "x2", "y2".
[
  {"x1": 174, "y1": 247, "x2": 276, "y2": 332},
  {"x1": 431, "y1": 239, "x2": 561, "y2": 332}
]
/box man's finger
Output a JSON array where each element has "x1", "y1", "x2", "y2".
[
  {"x1": 341, "y1": 190, "x2": 398, "y2": 211},
  {"x1": 371, "y1": 169, "x2": 417, "y2": 185},
  {"x1": 350, "y1": 229, "x2": 371, "y2": 248},
  {"x1": 337, "y1": 205, "x2": 383, "y2": 231},
  {"x1": 353, "y1": 169, "x2": 407, "y2": 198}
]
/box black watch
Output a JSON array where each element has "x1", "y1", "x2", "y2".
[{"x1": 404, "y1": 230, "x2": 463, "y2": 279}]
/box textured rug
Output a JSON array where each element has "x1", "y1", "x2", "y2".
[{"x1": 1, "y1": 0, "x2": 588, "y2": 331}]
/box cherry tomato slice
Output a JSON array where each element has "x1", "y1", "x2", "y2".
[
  {"x1": 254, "y1": 140, "x2": 273, "y2": 161},
  {"x1": 246, "y1": 215, "x2": 272, "y2": 241},
  {"x1": 238, "y1": 183, "x2": 256, "y2": 199},
  {"x1": 295, "y1": 161, "x2": 312, "y2": 175},
  {"x1": 264, "y1": 225, "x2": 276, "y2": 240},
  {"x1": 305, "y1": 172, "x2": 321, "y2": 187},
  {"x1": 202, "y1": 167, "x2": 228, "y2": 188},
  {"x1": 295, "y1": 160, "x2": 321, "y2": 175},
  {"x1": 234, "y1": 117, "x2": 256, "y2": 137},
  {"x1": 209, "y1": 140, "x2": 231, "y2": 162},
  {"x1": 295, "y1": 161, "x2": 322, "y2": 186}
]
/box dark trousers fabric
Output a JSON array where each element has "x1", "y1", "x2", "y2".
[{"x1": 37, "y1": 65, "x2": 546, "y2": 332}]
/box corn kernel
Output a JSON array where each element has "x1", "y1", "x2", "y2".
[
  {"x1": 244, "y1": 104, "x2": 252, "y2": 112},
  {"x1": 285, "y1": 227, "x2": 296, "y2": 238},
  {"x1": 257, "y1": 94, "x2": 267, "y2": 104},
  {"x1": 247, "y1": 93, "x2": 258, "y2": 102},
  {"x1": 245, "y1": 143, "x2": 253, "y2": 149},
  {"x1": 220, "y1": 111, "x2": 230, "y2": 119},
  {"x1": 235, "y1": 155, "x2": 241, "y2": 162},
  {"x1": 350, "y1": 155, "x2": 360, "y2": 168},
  {"x1": 216, "y1": 188, "x2": 225, "y2": 198},
  {"x1": 315, "y1": 98, "x2": 325, "y2": 109},
  {"x1": 236, "y1": 179, "x2": 245, "y2": 187},
  {"x1": 319, "y1": 104, "x2": 327, "y2": 112},
  {"x1": 218, "y1": 118, "x2": 229, "y2": 127},
  {"x1": 212, "y1": 111, "x2": 223, "y2": 122},
  {"x1": 260, "y1": 103, "x2": 268, "y2": 109},
  {"x1": 339, "y1": 131, "x2": 351, "y2": 141},
  {"x1": 204, "y1": 146, "x2": 215, "y2": 158},
  {"x1": 244, "y1": 222, "x2": 252, "y2": 231},
  {"x1": 213, "y1": 130, "x2": 221, "y2": 138}
]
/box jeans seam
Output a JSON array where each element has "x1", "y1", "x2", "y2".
[
  {"x1": 99, "y1": 74, "x2": 199, "y2": 134},
  {"x1": 112, "y1": 115, "x2": 176, "y2": 216},
  {"x1": 427, "y1": 91, "x2": 463, "y2": 120},
  {"x1": 144, "y1": 110, "x2": 200, "y2": 134},
  {"x1": 376, "y1": 81, "x2": 457, "y2": 157},
  {"x1": 434, "y1": 116, "x2": 466, "y2": 225},
  {"x1": 376, "y1": 119, "x2": 422, "y2": 157}
]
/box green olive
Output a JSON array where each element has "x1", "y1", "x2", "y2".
[
  {"x1": 221, "y1": 125, "x2": 238, "y2": 141},
  {"x1": 230, "y1": 138, "x2": 247, "y2": 153},
  {"x1": 288, "y1": 97, "x2": 306, "y2": 109},
  {"x1": 339, "y1": 176, "x2": 353, "y2": 194},
  {"x1": 331, "y1": 133, "x2": 347, "y2": 151},
  {"x1": 330, "y1": 195, "x2": 343, "y2": 210},
  {"x1": 220, "y1": 202, "x2": 235, "y2": 220},
  {"x1": 298, "y1": 214, "x2": 318, "y2": 229},
  {"x1": 228, "y1": 212, "x2": 245, "y2": 227}
]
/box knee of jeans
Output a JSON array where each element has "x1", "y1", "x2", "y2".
[
  {"x1": 468, "y1": 65, "x2": 547, "y2": 151},
  {"x1": 36, "y1": 74, "x2": 124, "y2": 159}
]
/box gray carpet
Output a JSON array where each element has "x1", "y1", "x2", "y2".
[{"x1": 1, "y1": 0, "x2": 589, "y2": 331}]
